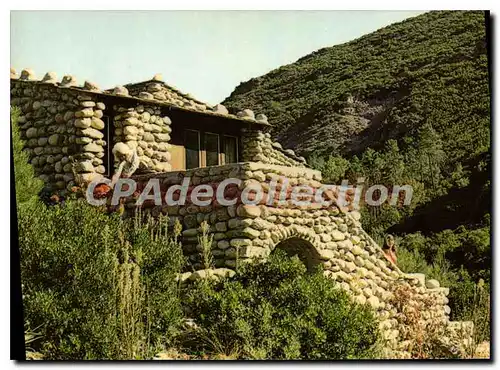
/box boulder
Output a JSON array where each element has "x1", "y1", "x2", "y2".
[
  {"x1": 60, "y1": 75, "x2": 77, "y2": 87},
  {"x1": 80, "y1": 127, "x2": 104, "y2": 140},
  {"x1": 83, "y1": 142, "x2": 104, "y2": 153},
  {"x1": 213, "y1": 104, "x2": 229, "y2": 115},
  {"x1": 426, "y1": 279, "x2": 441, "y2": 289},
  {"x1": 76, "y1": 161, "x2": 94, "y2": 173},
  {"x1": 331, "y1": 230, "x2": 345, "y2": 241},
  {"x1": 236, "y1": 109, "x2": 255, "y2": 120},
  {"x1": 41, "y1": 71, "x2": 57, "y2": 84},
  {"x1": 152, "y1": 73, "x2": 163, "y2": 81},
  {"x1": 236, "y1": 204, "x2": 261, "y2": 218},
  {"x1": 113, "y1": 86, "x2": 129, "y2": 96},
  {"x1": 367, "y1": 296, "x2": 380, "y2": 310},
  {"x1": 20, "y1": 68, "x2": 35, "y2": 80},
  {"x1": 48, "y1": 134, "x2": 59, "y2": 146},
  {"x1": 83, "y1": 81, "x2": 100, "y2": 91},
  {"x1": 139, "y1": 92, "x2": 154, "y2": 100},
  {"x1": 91, "y1": 117, "x2": 105, "y2": 130},
  {"x1": 255, "y1": 113, "x2": 268, "y2": 123}
]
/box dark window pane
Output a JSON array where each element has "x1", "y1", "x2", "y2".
[
  {"x1": 224, "y1": 136, "x2": 238, "y2": 164},
  {"x1": 185, "y1": 130, "x2": 200, "y2": 169},
  {"x1": 205, "y1": 133, "x2": 219, "y2": 167}
]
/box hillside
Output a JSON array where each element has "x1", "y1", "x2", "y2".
[
  {"x1": 223, "y1": 11, "x2": 489, "y2": 163},
  {"x1": 223, "y1": 10, "x2": 491, "y2": 294}
]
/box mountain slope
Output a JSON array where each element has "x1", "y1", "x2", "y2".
[
  {"x1": 222, "y1": 11, "x2": 490, "y2": 164},
  {"x1": 223, "y1": 11, "x2": 491, "y2": 288}
]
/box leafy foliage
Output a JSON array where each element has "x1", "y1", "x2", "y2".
[
  {"x1": 223, "y1": 10, "x2": 490, "y2": 347},
  {"x1": 182, "y1": 251, "x2": 380, "y2": 360},
  {"x1": 14, "y1": 109, "x2": 185, "y2": 359},
  {"x1": 396, "y1": 231, "x2": 490, "y2": 342},
  {"x1": 11, "y1": 107, "x2": 44, "y2": 203},
  {"x1": 223, "y1": 10, "x2": 490, "y2": 254},
  {"x1": 19, "y1": 198, "x2": 185, "y2": 359},
  {"x1": 224, "y1": 11, "x2": 489, "y2": 165}
]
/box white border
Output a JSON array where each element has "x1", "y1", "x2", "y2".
[{"x1": 2, "y1": 2, "x2": 497, "y2": 369}]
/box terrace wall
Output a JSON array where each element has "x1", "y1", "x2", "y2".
[{"x1": 127, "y1": 162, "x2": 468, "y2": 357}]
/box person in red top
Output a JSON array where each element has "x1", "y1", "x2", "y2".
[{"x1": 382, "y1": 234, "x2": 397, "y2": 265}]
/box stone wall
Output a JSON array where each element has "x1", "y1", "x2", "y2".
[
  {"x1": 11, "y1": 71, "x2": 108, "y2": 191},
  {"x1": 11, "y1": 70, "x2": 176, "y2": 189},
  {"x1": 112, "y1": 103, "x2": 173, "y2": 173},
  {"x1": 241, "y1": 129, "x2": 308, "y2": 167},
  {"x1": 127, "y1": 161, "x2": 466, "y2": 356},
  {"x1": 126, "y1": 78, "x2": 211, "y2": 112}
]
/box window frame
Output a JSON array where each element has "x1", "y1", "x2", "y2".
[
  {"x1": 202, "y1": 131, "x2": 221, "y2": 167},
  {"x1": 184, "y1": 129, "x2": 241, "y2": 169},
  {"x1": 184, "y1": 129, "x2": 201, "y2": 169},
  {"x1": 223, "y1": 134, "x2": 239, "y2": 165}
]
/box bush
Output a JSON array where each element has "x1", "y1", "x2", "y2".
[
  {"x1": 182, "y1": 251, "x2": 380, "y2": 360},
  {"x1": 13, "y1": 107, "x2": 185, "y2": 359},
  {"x1": 127, "y1": 213, "x2": 186, "y2": 350},
  {"x1": 11, "y1": 107, "x2": 44, "y2": 203},
  {"x1": 448, "y1": 269, "x2": 490, "y2": 343},
  {"x1": 19, "y1": 199, "x2": 185, "y2": 359},
  {"x1": 396, "y1": 232, "x2": 491, "y2": 345}
]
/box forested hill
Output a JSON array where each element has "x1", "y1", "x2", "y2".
[
  {"x1": 222, "y1": 11, "x2": 489, "y2": 164},
  {"x1": 223, "y1": 11, "x2": 491, "y2": 287}
]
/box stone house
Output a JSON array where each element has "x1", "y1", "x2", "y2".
[
  {"x1": 10, "y1": 68, "x2": 306, "y2": 191},
  {"x1": 10, "y1": 68, "x2": 473, "y2": 357}
]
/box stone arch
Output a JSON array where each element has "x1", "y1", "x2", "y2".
[{"x1": 272, "y1": 235, "x2": 322, "y2": 272}]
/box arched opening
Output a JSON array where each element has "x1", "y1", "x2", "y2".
[{"x1": 273, "y1": 237, "x2": 322, "y2": 272}]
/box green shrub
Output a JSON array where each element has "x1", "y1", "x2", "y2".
[
  {"x1": 397, "y1": 243, "x2": 458, "y2": 288},
  {"x1": 11, "y1": 107, "x2": 44, "y2": 204},
  {"x1": 182, "y1": 251, "x2": 380, "y2": 360},
  {"x1": 127, "y1": 213, "x2": 186, "y2": 350},
  {"x1": 448, "y1": 269, "x2": 490, "y2": 343},
  {"x1": 397, "y1": 233, "x2": 490, "y2": 344},
  {"x1": 19, "y1": 199, "x2": 125, "y2": 359},
  {"x1": 13, "y1": 106, "x2": 185, "y2": 359},
  {"x1": 19, "y1": 199, "x2": 185, "y2": 359}
]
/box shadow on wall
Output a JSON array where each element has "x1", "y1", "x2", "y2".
[{"x1": 273, "y1": 237, "x2": 322, "y2": 272}]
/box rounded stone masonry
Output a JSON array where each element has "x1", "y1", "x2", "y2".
[
  {"x1": 10, "y1": 77, "x2": 108, "y2": 191},
  {"x1": 213, "y1": 104, "x2": 229, "y2": 115},
  {"x1": 113, "y1": 85, "x2": 129, "y2": 96},
  {"x1": 126, "y1": 161, "x2": 471, "y2": 358},
  {"x1": 10, "y1": 73, "x2": 473, "y2": 358},
  {"x1": 237, "y1": 109, "x2": 255, "y2": 120},
  {"x1": 83, "y1": 81, "x2": 101, "y2": 92},
  {"x1": 60, "y1": 75, "x2": 78, "y2": 87},
  {"x1": 241, "y1": 128, "x2": 307, "y2": 168},
  {"x1": 41, "y1": 72, "x2": 58, "y2": 84},
  {"x1": 112, "y1": 103, "x2": 172, "y2": 173},
  {"x1": 20, "y1": 68, "x2": 35, "y2": 80}
]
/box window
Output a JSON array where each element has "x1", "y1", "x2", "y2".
[
  {"x1": 204, "y1": 133, "x2": 220, "y2": 167},
  {"x1": 184, "y1": 130, "x2": 235, "y2": 169},
  {"x1": 224, "y1": 135, "x2": 238, "y2": 164},
  {"x1": 185, "y1": 130, "x2": 200, "y2": 169}
]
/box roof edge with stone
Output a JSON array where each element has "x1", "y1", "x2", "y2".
[{"x1": 10, "y1": 68, "x2": 271, "y2": 127}]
